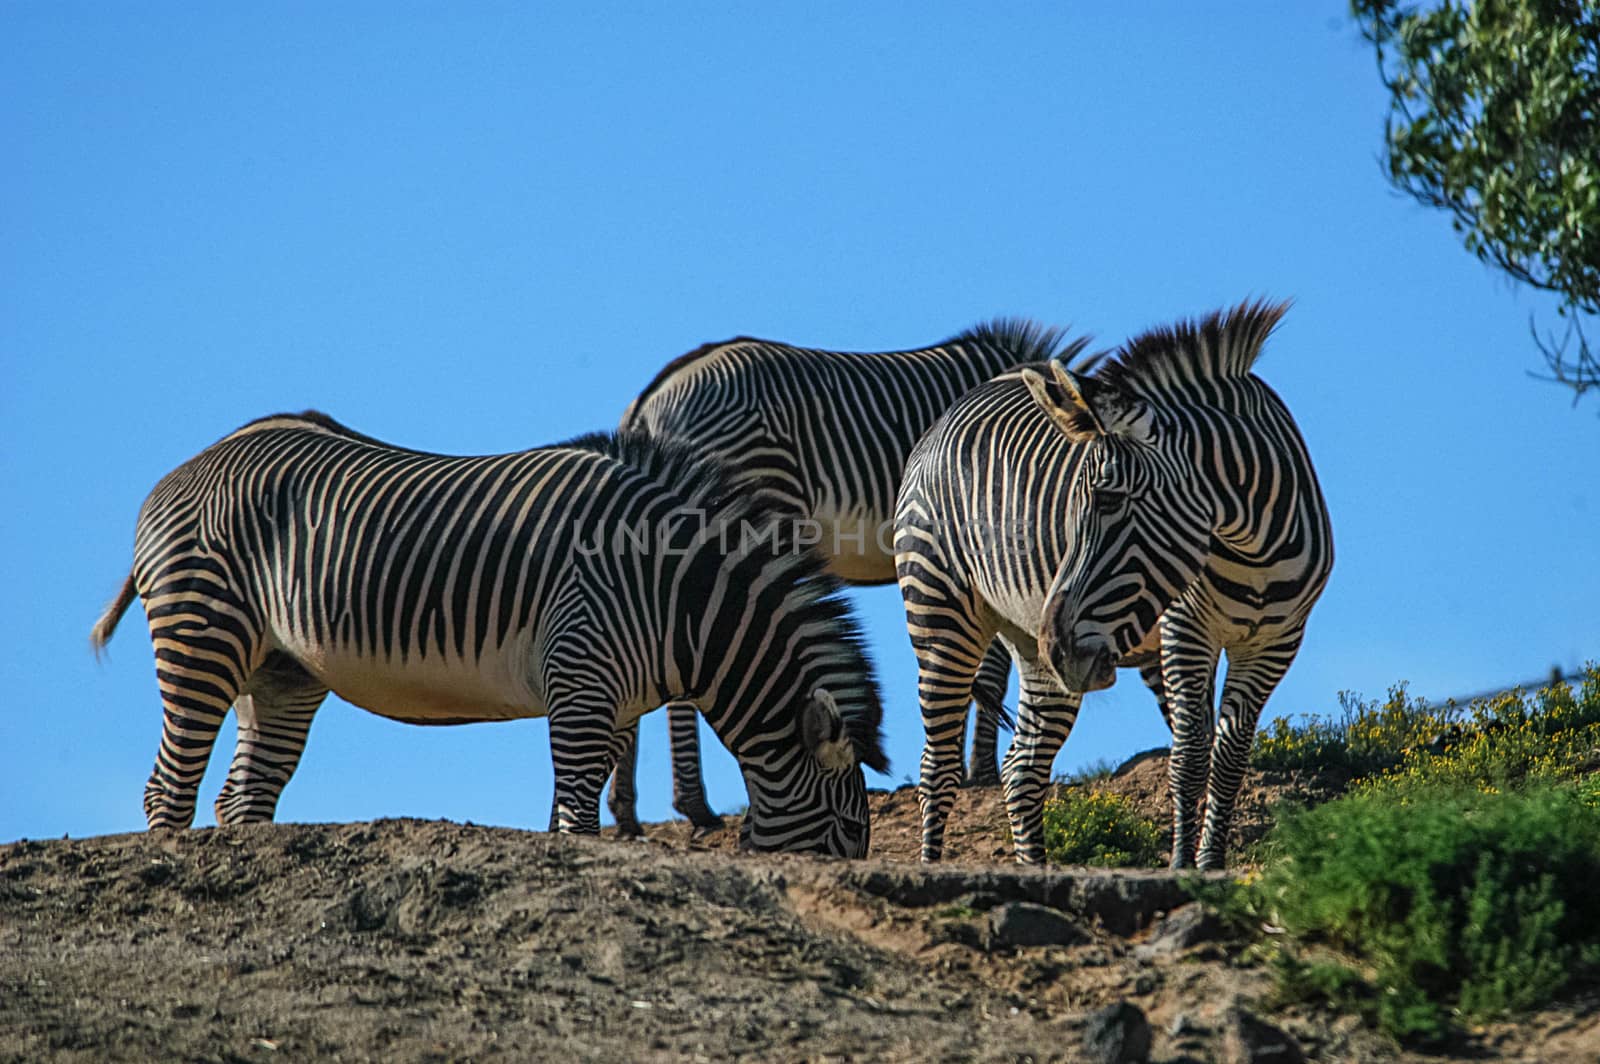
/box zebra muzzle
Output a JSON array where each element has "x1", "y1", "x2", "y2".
[{"x1": 1045, "y1": 630, "x2": 1117, "y2": 694}]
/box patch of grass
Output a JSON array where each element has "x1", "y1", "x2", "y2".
[
  {"x1": 1054, "y1": 757, "x2": 1117, "y2": 788},
  {"x1": 1042, "y1": 789, "x2": 1164, "y2": 868},
  {"x1": 933, "y1": 903, "x2": 978, "y2": 920},
  {"x1": 1248, "y1": 782, "x2": 1600, "y2": 1044}
]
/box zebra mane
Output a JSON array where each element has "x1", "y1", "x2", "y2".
[
  {"x1": 773, "y1": 562, "x2": 889, "y2": 774},
  {"x1": 949, "y1": 317, "x2": 1091, "y2": 366},
  {"x1": 224, "y1": 410, "x2": 441, "y2": 453},
  {"x1": 232, "y1": 409, "x2": 378, "y2": 442},
  {"x1": 558, "y1": 429, "x2": 742, "y2": 511},
  {"x1": 274, "y1": 409, "x2": 375, "y2": 438},
  {"x1": 1096, "y1": 299, "x2": 1290, "y2": 400},
  {"x1": 558, "y1": 429, "x2": 888, "y2": 773}
]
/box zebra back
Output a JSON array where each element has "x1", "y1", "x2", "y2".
[
  {"x1": 620, "y1": 321, "x2": 1090, "y2": 572},
  {"x1": 112, "y1": 412, "x2": 887, "y2": 779}
]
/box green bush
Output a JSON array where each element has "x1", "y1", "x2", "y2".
[
  {"x1": 1251, "y1": 683, "x2": 1455, "y2": 777},
  {"x1": 1250, "y1": 783, "x2": 1600, "y2": 1043},
  {"x1": 1211, "y1": 667, "x2": 1600, "y2": 1043},
  {"x1": 1041, "y1": 789, "x2": 1164, "y2": 868},
  {"x1": 1253, "y1": 664, "x2": 1600, "y2": 787},
  {"x1": 1362, "y1": 667, "x2": 1600, "y2": 800}
]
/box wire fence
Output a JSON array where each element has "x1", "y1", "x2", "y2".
[{"x1": 1433, "y1": 665, "x2": 1591, "y2": 707}]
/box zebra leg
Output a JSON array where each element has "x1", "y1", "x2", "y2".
[
  {"x1": 665, "y1": 703, "x2": 723, "y2": 832},
  {"x1": 1196, "y1": 640, "x2": 1300, "y2": 870},
  {"x1": 898, "y1": 526, "x2": 991, "y2": 862},
  {"x1": 143, "y1": 619, "x2": 260, "y2": 831},
  {"x1": 214, "y1": 652, "x2": 328, "y2": 825},
  {"x1": 965, "y1": 638, "x2": 1010, "y2": 787},
  {"x1": 1001, "y1": 655, "x2": 1081, "y2": 865},
  {"x1": 549, "y1": 700, "x2": 632, "y2": 836},
  {"x1": 1163, "y1": 635, "x2": 1222, "y2": 869},
  {"x1": 605, "y1": 723, "x2": 644, "y2": 837},
  {"x1": 910, "y1": 633, "x2": 987, "y2": 863},
  {"x1": 1137, "y1": 659, "x2": 1174, "y2": 733}
]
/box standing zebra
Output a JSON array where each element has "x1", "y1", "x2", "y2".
[
  {"x1": 91, "y1": 413, "x2": 886, "y2": 856},
  {"x1": 896, "y1": 301, "x2": 1331, "y2": 868},
  {"x1": 608, "y1": 320, "x2": 1089, "y2": 835}
]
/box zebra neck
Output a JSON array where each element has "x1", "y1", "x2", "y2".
[{"x1": 1206, "y1": 483, "x2": 1332, "y2": 605}]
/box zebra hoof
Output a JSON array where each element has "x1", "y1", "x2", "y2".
[
  {"x1": 674, "y1": 799, "x2": 723, "y2": 833},
  {"x1": 962, "y1": 771, "x2": 1001, "y2": 788},
  {"x1": 613, "y1": 817, "x2": 645, "y2": 839},
  {"x1": 685, "y1": 812, "x2": 726, "y2": 834},
  {"x1": 689, "y1": 820, "x2": 726, "y2": 842}
]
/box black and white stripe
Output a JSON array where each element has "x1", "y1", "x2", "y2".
[
  {"x1": 91, "y1": 413, "x2": 886, "y2": 856},
  {"x1": 609, "y1": 321, "x2": 1083, "y2": 832},
  {"x1": 896, "y1": 301, "x2": 1332, "y2": 868}
]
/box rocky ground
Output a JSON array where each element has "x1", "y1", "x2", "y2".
[{"x1": 4, "y1": 754, "x2": 1595, "y2": 1062}]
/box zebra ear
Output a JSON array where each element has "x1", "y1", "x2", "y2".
[
  {"x1": 1022, "y1": 361, "x2": 1102, "y2": 442},
  {"x1": 802, "y1": 688, "x2": 856, "y2": 775},
  {"x1": 1024, "y1": 360, "x2": 1154, "y2": 444}
]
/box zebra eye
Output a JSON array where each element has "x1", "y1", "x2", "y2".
[{"x1": 1093, "y1": 490, "x2": 1124, "y2": 515}]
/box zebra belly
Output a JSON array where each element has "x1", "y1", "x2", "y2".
[
  {"x1": 813, "y1": 510, "x2": 897, "y2": 584},
  {"x1": 281, "y1": 639, "x2": 544, "y2": 725}
]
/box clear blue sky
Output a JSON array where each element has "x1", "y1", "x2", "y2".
[{"x1": 3, "y1": 4, "x2": 1593, "y2": 843}]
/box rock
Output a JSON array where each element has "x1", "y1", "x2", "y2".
[
  {"x1": 1134, "y1": 903, "x2": 1228, "y2": 958},
  {"x1": 841, "y1": 866, "x2": 1215, "y2": 937},
  {"x1": 1081, "y1": 1000, "x2": 1152, "y2": 1064},
  {"x1": 1221, "y1": 1007, "x2": 1305, "y2": 1064},
  {"x1": 987, "y1": 901, "x2": 1091, "y2": 948},
  {"x1": 1069, "y1": 875, "x2": 1197, "y2": 936}
]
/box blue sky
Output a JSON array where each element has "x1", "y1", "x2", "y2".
[{"x1": 3, "y1": 4, "x2": 1594, "y2": 843}]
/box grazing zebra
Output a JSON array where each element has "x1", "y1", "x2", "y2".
[
  {"x1": 896, "y1": 301, "x2": 1331, "y2": 868},
  {"x1": 90, "y1": 412, "x2": 886, "y2": 856},
  {"x1": 607, "y1": 321, "x2": 1087, "y2": 835}
]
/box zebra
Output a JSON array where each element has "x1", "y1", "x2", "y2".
[
  {"x1": 90, "y1": 412, "x2": 887, "y2": 856},
  {"x1": 605, "y1": 320, "x2": 1088, "y2": 835},
  {"x1": 895, "y1": 301, "x2": 1332, "y2": 868}
]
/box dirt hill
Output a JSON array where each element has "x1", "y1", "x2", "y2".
[{"x1": 4, "y1": 759, "x2": 1594, "y2": 1062}]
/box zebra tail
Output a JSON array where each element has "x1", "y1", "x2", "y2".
[
  {"x1": 90, "y1": 572, "x2": 138, "y2": 660},
  {"x1": 971, "y1": 679, "x2": 1016, "y2": 733}
]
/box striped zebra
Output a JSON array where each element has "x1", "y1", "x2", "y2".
[
  {"x1": 90, "y1": 412, "x2": 886, "y2": 856},
  {"x1": 607, "y1": 321, "x2": 1087, "y2": 835},
  {"x1": 896, "y1": 301, "x2": 1332, "y2": 868}
]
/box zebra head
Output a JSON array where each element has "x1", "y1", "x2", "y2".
[
  {"x1": 695, "y1": 526, "x2": 887, "y2": 858},
  {"x1": 1022, "y1": 358, "x2": 1211, "y2": 692},
  {"x1": 736, "y1": 684, "x2": 882, "y2": 858}
]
